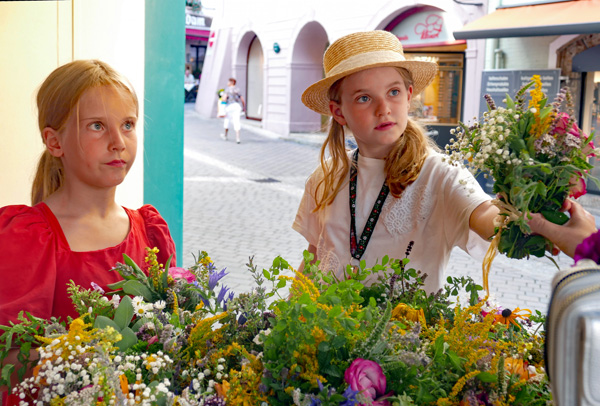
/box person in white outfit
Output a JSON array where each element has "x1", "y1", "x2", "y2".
[{"x1": 221, "y1": 78, "x2": 245, "y2": 144}]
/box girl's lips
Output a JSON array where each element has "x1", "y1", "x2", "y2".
[
  {"x1": 375, "y1": 122, "x2": 395, "y2": 130},
  {"x1": 107, "y1": 159, "x2": 126, "y2": 167}
]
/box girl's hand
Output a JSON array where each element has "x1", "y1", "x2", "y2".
[{"x1": 528, "y1": 199, "x2": 598, "y2": 258}]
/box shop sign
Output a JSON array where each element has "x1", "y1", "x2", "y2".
[
  {"x1": 498, "y1": 0, "x2": 565, "y2": 8},
  {"x1": 479, "y1": 69, "x2": 560, "y2": 116},
  {"x1": 186, "y1": 12, "x2": 208, "y2": 29},
  {"x1": 389, "y1": 9, "x2": 462, "y2": 47}
]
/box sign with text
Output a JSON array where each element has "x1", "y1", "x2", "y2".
[{"x1": 479, "y1": 69, "x2": 560, "y2": 117}]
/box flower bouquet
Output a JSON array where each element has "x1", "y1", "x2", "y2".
[
  {"x1": 445, "y1": 75, "x2": 599, "y2": 264},
  {"x1": 1, "y1": 248, "x2": 552, "y2": 405}
]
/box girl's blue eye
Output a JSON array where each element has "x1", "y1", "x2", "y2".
[
  {"x1": 90, "y1": 122, "x2": 103, "y2": 131},
  {"x1": 124, "y1": 121, "x2": 134, "y2": 130},
  {"x1": 357, "y1": 95, "x2": 370, "y2": 103},
  {"x1": 390, "y1": 89, "x2": 400, "y2": 96}
]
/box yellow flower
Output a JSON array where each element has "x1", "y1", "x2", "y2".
[
  {"x1": 391, "y1": 303, "x2": 426, "y2": 327},
  {"x1": 528, "y1": 74, "x2": 553, "y2": 138},
  {"x1": 494, "y1": 307, "x2": 531, "y2": 329},
  {"x1": 119, "y1": 374, "x2": 129, "y2": 395}
]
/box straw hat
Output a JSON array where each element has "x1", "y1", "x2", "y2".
[{"x1": 302, "y1": 30, "x2": 438, "y2": 116}]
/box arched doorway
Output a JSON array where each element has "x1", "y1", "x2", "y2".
[
  {"x1": 246, "y1": 36, "x2": 264, "y2": 120},
  {"x1": 290, "y1": 22, "x2": 328, "y2": 133}
]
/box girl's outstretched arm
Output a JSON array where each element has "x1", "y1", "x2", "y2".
[{"x1": 469, "y1": 200, "x2": 499, "y2": 241}]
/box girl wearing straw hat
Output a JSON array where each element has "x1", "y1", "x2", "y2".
[{"x1": 293, "y1": 30, "x2": 499, "y2": 293}]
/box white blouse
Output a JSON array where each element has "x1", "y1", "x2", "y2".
[{"x1": 293, "y1": 149, "x2": 492, "y2": 293}]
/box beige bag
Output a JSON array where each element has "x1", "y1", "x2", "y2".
[{"x1": 546, "y1": 259, "x2": 600, "y2": 405}]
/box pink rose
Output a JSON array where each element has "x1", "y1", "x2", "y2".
[
  {"x1": 554, "y1": 112, "x2": 570, "y2": 135},
  {"x1": 569, "y1": 174, "x2": 587, "y2": 199},
  {"x1": 344, "y1": 358, "x2": 391, "y2": 405},
  {"x1": 168, "y1": 267, "x2": 196, "y2": 283}
]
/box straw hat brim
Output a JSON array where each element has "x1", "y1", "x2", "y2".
[{"x1": 302, "y1": 55, "x2": 438, "y2": 116}]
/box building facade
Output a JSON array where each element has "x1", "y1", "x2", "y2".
[
  {"x1": 195, "y1": 0, "x2": 489, "y2": 147},
  {"x1": 456, "y1": 0, "x2": 600, "y2": 192}
]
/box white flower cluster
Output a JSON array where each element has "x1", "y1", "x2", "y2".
[
  {"x1": 445, "y1": 108, "x2": 526, "y2": 178},
  {"x1": 132, "y1": 296, "x2": 154, "y2": 317}
]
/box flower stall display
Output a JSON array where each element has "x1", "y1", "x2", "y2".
[
  {"x1": 1, "y1": 247, "x2": 552, "y2": 405},
  {"x1": 445, "y1": 75, "x2": 599, "y2": 281}
]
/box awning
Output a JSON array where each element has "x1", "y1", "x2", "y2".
[
  {"x1": 454, "y1": 0, "x2": 600, "y2": 40},
  {"x1": 186, "y1": 28, "x2": 210, "y2": 41}
]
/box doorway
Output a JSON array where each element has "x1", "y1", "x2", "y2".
[{"x1": 246, "y1": 36, "x2": 264, "y2": 120}]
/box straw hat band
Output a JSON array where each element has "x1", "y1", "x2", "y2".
[{"x1": 326, "y1": 50, "x2": 407, "y2": 77}]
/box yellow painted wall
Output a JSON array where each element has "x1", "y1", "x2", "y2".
[{"x1": 0, "y1": 0, "x2": 145, "y2": 208}]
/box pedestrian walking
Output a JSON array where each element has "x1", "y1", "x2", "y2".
[{"x1": 221, "y1": 78, "x2": 245, "y2": 144}]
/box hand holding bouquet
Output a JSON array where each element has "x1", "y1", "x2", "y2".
[{"x1": 446, "y1": 75, "x2": 599, "y2": 266}]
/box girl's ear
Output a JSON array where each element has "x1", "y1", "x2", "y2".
[
  {"x1": 329, "y1": 100, "x2": 347, "y2": 126},
  {"x1": 43, "y1": 127, "x2": 64, "y2": 157},
  {"x1": 407, "y1": 85, "x2": 413, "y2": 106}
]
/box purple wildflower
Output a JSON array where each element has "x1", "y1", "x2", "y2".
[
  {"x1": 216, "y1": 286, "x2": 230, "y2": 305},
  {"x1": 208, "y1": 268, "x2": 228, "y2": 290},
  {"x1": 222, "y1": 291, "x2": 235, "y2": 311},
  {"x1": 484, "y1": 94, "x2": 496, "y2": 110},
  {"x1": 339, "y1": 386, "x2": 361, "y2": 406},
  {"x1": 90, "y1": 282, "x2": 105, "y2": 294},
  {"x1": 198, "y1": 292, "x2": 210, "y2": 307}
]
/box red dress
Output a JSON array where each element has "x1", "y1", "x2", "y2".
[{"x1": 0, "y1": 202, "x2": 176, "y2": 326}]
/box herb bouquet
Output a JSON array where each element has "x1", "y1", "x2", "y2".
[
  {"x1": 1, "y1": 248, "x2": 551, "y2": 405},
  {"x1": 445, "y1": 75, "x2": 599, "y2": 266}
]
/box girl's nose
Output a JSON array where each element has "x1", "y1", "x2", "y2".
[
  {"x1": 375, "y1": 98, "x2": 391, "y2": 116},
  {"x1": 109, "y1": 128, "x2": 126, "y2": 151}
]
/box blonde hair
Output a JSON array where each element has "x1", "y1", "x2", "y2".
[
  {"x1": 313, "y1": 67, "x2": 438, "y2": 211},
  {"x1": 31, "y1": 60, "x2": 138, "y2": 205}
]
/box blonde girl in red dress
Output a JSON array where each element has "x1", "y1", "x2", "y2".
[{"x1": 0, "y1": 61, "x2": 176, "y2": 399}]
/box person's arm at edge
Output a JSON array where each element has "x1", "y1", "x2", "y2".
[{"x1": 528, "y1": 199, "x2": 597, "y2": 258}]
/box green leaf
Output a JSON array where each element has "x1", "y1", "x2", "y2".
[
  {"x1": 541, "y1": 210, "x2": 569, "y2": 225},
  {"x1": 131, "y1": 317, "x2": 146, "y2": 332},
  {"x1": 123, "y1": 254, "x2": 146, "y2": 278},
  {"x1": 476, "y1": 371, "x2": 498, "y2": 383},
  {"x1": 161, "y1": 268, "x2": 168, "y2": 291},
  {"x1": 447, "y1": 351, "x2": 464, "y2": 372},
  {"x1": 318, "y1": 341, "x2": 330, "y2": 352},
  {"x1": 263, "y1": 270, "x2": 271, "y2": 279},
  {"x1": 94, "y1": 315, "x2": 120, "y2": 331},
  {"x1": 1, "y1": 363, "x2": 15, "y2": 387},
  {"x1": 122, "y1": 281, "x2": 154, "y2": 301},
  {"x1": 116, "y1": 327, "x2": 138, "y2": 352},
  {"x1": 106, "y1": 279, "x2": 128, "y2": 290},
  {"x1": 114, "y1": 296, "x2": 134, "y2": 330},
  {"x1": 164, "y1": 255, "x2": 173, "y2": 272}
]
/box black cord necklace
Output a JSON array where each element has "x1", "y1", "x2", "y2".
[{"x1": 349, "y1": 149, "x2": 390, "y2": 261}]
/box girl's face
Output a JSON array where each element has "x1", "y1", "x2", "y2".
[
  {"x1": 49, "y1": 85, "x2": 138, "y2": 190},
  {"x1": 329, "y1": 66, "x2": 413, "y2": 159}
]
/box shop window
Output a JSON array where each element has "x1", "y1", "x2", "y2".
[{"x1": 406, "y1": 52, "x2": 464, "y2": 126}]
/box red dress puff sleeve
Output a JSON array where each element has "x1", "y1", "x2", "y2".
[
  {"x1": 0, "y1": 204, "x2": 58, "y2": 327},
  {"x1": 136, "y1": 204, "x2": 177, "y2": 266}
]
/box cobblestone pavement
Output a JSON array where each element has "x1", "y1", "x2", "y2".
[{"x1": 183, "y1": 103, "x2": 595, "y2": 314}]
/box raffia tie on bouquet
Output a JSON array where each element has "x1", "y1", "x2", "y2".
[{"x1": 482, "y1": 192, "x2": 522, "y2": 293}]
